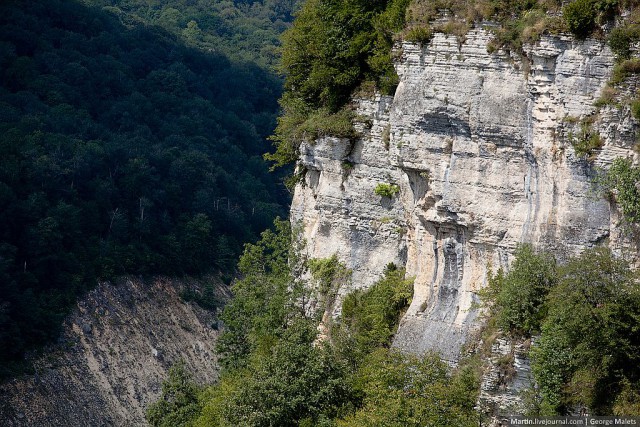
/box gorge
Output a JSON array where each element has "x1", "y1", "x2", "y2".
[{"x1": 2, "y1": 0, "x2": 640, "y2": 425}]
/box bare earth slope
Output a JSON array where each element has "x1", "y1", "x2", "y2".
[{"x1": 0, "y1": 278, "x2": 223, "y2": 426}]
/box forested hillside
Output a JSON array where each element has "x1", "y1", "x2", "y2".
[
  {"x1": 81, "y1": 0, "x2": 298, "y2": 68},
  {"x1": 0, "y1": 0, "x2": 292, "y2": 375}
]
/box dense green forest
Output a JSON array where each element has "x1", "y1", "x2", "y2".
[
  {"x1": 0, "y1": 0, "x2": 294, "y2": 375},
  {"x1": 80, "y1": 0, "x2": 299, "y2": 68}
]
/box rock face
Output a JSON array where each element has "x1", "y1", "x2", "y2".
[
  {"x1": 479, "y1": 337, "x2": 534, "y2": 424},
  {"x1": 0, "y1": 278, "x2": 223, "y2": 426},
  {"x1": 291, "y1": 28, "x2": 637, "y2": 363}
]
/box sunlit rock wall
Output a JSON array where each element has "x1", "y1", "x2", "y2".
[{"x1": 291, "y1": 28, "x2": 637, "y2": 363}]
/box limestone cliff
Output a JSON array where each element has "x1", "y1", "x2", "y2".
[
  {"x1": 292, "y1": 28, "x2": 637, "y2": 365},
  {"x1": 0, "y1": 278, "x2": 224, "y2": 426}
]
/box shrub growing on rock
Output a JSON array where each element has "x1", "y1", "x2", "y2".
[
  {"x1": 490, "y1": 244, "x2": 557, "y2": 337},
  {"x1": 564, "y1": 0, "x2": 597, "y2": 38},
  {"x1": 374, "y1": 183, "x2": 400, "y2": 198}
]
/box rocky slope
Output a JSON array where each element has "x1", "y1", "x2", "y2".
[
  {"x1": 0, "y1": 278, "x2": 224, "y2": 426},
  {"x1": 291, "y1": 27, "x2": 638, "y2": 405}
]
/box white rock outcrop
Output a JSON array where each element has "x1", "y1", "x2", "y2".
[{"x1": 291, "y1": 28, "x2": 637, "y2": 363}]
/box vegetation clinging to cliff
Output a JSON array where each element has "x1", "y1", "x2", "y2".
[
  {"x1": 266, "y1": 0, "x2": 411, "y2": 168},
  {"x1": 374, "y1": 182, "x2": 401, "y2": 198},
  {"x1": 267, "y1": 0, "x2": 640, "y2": 170},
  {"x1": 149, "y1": 220, "x2": 479, "y2": 426},
  {"x1": 484, "y1": 245, "x2": 640, "y2": 416},
  {"x1": 598, "y1": 157, "x2": 640, "y2": 223},
  {"x1": 483, "y1": 244, "x2": 557, "y2": 337},
  {"x1": 336, "y1": 263, "x2": 413, "y2": 363}
]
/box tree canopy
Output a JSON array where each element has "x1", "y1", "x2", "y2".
[
  {"x1": 485, "y1": 245, "x2": 640, "y2": 415},
  {"x1": 266, "y1": 0, "x2": 411, "y2": 168},
  {"x1": 81, "y1": 0, "x2": 301, "y2": 69}
]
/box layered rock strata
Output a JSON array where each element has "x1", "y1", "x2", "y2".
[
  {"x1": 291, "y1": 28, "x2": 637, "y2": 362},
  {"x1": 0, "y1": 278, "x2": 223, "y2": 426}
]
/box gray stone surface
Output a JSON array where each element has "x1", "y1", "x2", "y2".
[{"x1": 479, "y1": 337, "x2": 534, "y2": 425}]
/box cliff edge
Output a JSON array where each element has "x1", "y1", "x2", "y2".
[{"x1": 291, "y1": 28, "x2": 637, "y2": 362}]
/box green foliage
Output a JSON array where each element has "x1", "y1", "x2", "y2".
[
  {"x1": 569, "y1": 119, "x2": 603, "y2": 159},
  {"x1": 309, "y1": 255, "x2": 351, "y2": 314},
  {"x1": 488, "y1": 245, "x2": 557, "y2": 337},
  {"x1": 200, "y1": 262, "x2": 476, "y2": 426},
  {"x1": 406, "y1": 0, "x2": 566, "y2": 55},
  {"x1": 298, "y1": 109, "x2": 359, "y2": 141},
  {"x1": 0, "y1": 0, "x2": 288, "y2": 372},
  {"x1": 339, "y1": 264, "x2": 413, "y2": 359},
  {"x1": 338, "y1": 349, "x2": 479, "y2": 427},
  {"x1": 83, "y1": 0, "x2": 301, "y2": 69},
  {"x1": 608, "y1": 25, "x2": 639, "y2": 59},
  {"x1": 607, "y1": 6, "x2": 640, "y2": 61},
  {"x1": 374, "y1": 183, "x2": 401, "y2": 198},
  {"x1": 281, "y1": 0, "x2": 409, "y2": 109},
  {"x1": 614, "y1": 379, "x2": 640, "y2": 416},
  {"x1": 594, "y1": 85, "x2": 618, "y2": 107},
  {"x1": 215, "y1": 219, "x2": 297, "y2": 370},
  {"x1": 530, "y1": 324, "x2": 575, "y2": 414},
  {"x1": 632, "y1": 99, "x2": 640, "y2": 120},
  {"x1": 197, "y1": 225, "x2": 357, "y2": 426},
  {"x1": 175, "y1": 226, "x2": 476, "y2": 426},
  {"x1": 266, "y1": 106, "x2": 357, "y2": 169},
  {"x1": 197, "y1": 320, "x2": 353, "y2": 427},
  {"x1": 610, "y1": 58, "x2": 640, "y2": 85},
  {"x1": 598, "y1": 157, "x2": 640, "y2": 223},
  {"x1": 405, "y1": 0, "x2": 627, "y2": 53},
  {"x1": 482, "y1": 244, "x2": 640, "y2": 415},
  {"x1": 561, "y1": 0, "x2": 617, "y2": 38},
  {"x1": 563, "y1": 0, "x2": 599, "y2": 38},
  {"x1": 492, "y1": 9, "x2": 553, "y2": 52},
  {"x1": 531, "y1": 247, "x2": 640, "y2": 414},
  {"x1": 179, "y1": 278, "x2": 224, "y2": 311},
  {"x1": 146, "y1": 362, "x2": 202, "y2": 427},
  {"x1": 204, "y1": 222, "x2": 357, "y2": 427},
  {"x1": 404, "y1": 26, "x2": 434, "y2": 44},
  {"x1": 268, "y1": 0, "x2": 411, "y2": 169}
]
